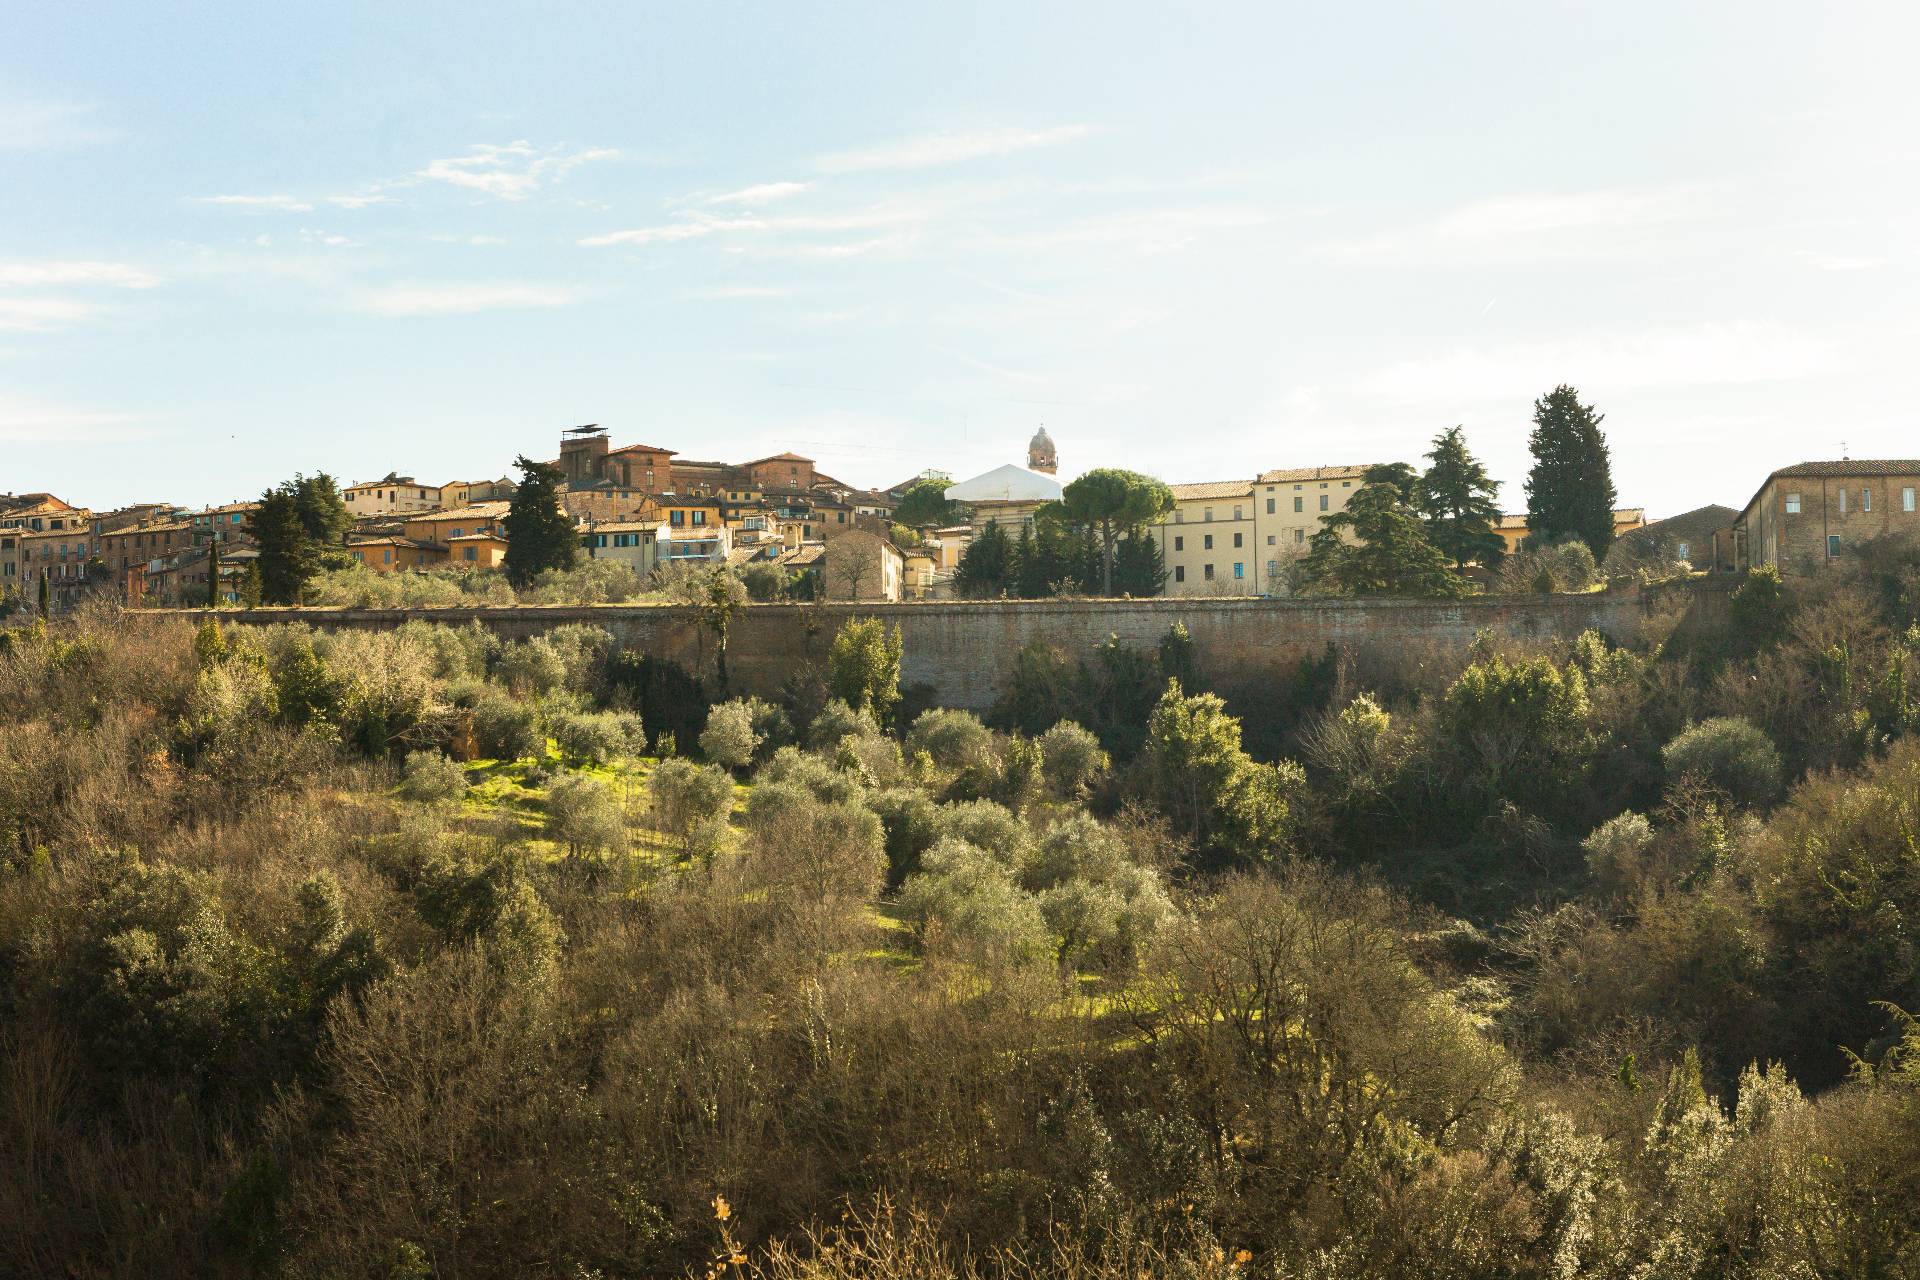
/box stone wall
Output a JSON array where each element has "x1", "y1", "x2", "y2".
[{"x1": 145, "y1": 590, "x2": 1663, "y2": 710}]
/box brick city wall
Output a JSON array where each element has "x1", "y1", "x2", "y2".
[{"x1": 144, "y1": 590, "x2": 1667, "y2": 710}]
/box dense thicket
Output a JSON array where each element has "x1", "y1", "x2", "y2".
[{"x1": 3, "y1": 536, "x2": 1919, "y2": 1277}]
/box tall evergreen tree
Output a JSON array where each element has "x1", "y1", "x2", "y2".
[
  {"x1": 1112, "y1": 529, "x2": 1168, "y2": 596},
  {"x1": 37, "y1": 568, "x2": 49, "y2": 616},
  {"x1": 290, "y1": 473, "x2": 352, "y2": 546},
  {"x1": 1416, "y1": 426, "x2": 1506, "y2": 569},
  {"x1": 1524, "y1": 385, "x2": 1618, "y2": 560},
  {"x1": 1012, "y1": 523, "x2": 1048, "y2": 599},
  {"x1": 503, "y1": 455, "x2": 578, "y2": 588},
  {"x1": 1299, "y1": 467, "x2": 1468, "y2": 598},
  {"x1": 954, "y1": 522, "x2": 1013, "y2": 597},
  {"x1": 249, "y1": 486, "x2": 318, "y2": 605},
  {"x1": 891, "y1": 476, "x2": 960, "y2": 527}
]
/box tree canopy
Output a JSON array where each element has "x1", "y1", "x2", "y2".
[
  {"x1": 1053, "y1": 468, "x2": 1173, "y2": 596},
  {"x1": 1524, "y1": 384, "x2": 1618, "y2": 560},
  {"x1": 502, "y1": 455, "x2": 578, "y2": 588},
  {"x1": 1298, "y1": 466, "x2": 1469, "y2": 598},
  {"x1": 891, "y1": 476, "x2": 960, "y2": 528},
  {"x1": 1416, "y1": 426, "x2": 1506, "y2": 569},
  {"x1": 247, "y1": 482, "x2": 322, "y2": 605}
]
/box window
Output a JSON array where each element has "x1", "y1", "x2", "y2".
[
  {"x1": 1203, "y1": 508, "x2": 1213, "y2": 522},
  {"x1": 464, "y1": 546, "x2": 478, "y2": 562},
  {"x1": 1828, "y1": 534, "x2": 1842, "y2": 557},
  {"x1": 1267, "y1": 560, "x2": 1278, "y2": 578},
  {"x1": 1862, "y1": 487, "x2": 1871, "y2": 512},
  {"x1": 1173, "y1": 565, "x2": 1185, "y2": 583},
  {"x1": 1203, "y1": 534, "x2": 1213, "y2": 550},
  {"x1": 1785, "y1": 492, "x2": 1801, "y2": 514},
  {"x1": 670, "y1": 511, "x2": 684, "y2": 527},
  {"x1": 1173, "y1": 535, "x2": 1183, "y2": 551},
  {"x1": 1266, "y1": 534, "x2": 1275, "y2": 545},
  {"x1": 1233, "y1": 562, "x2": 1244, "y2": 580},
  {"x1": 1266, "y1": 498, "x2": 1275, "y2": 514},
  {"x1": 1203, "y1": 563, "x2": 1215, "y2": 580},
  {"x1": 1233, "y1": 532, "x2": 1243, "y2": 547},
  {"x1": 1174, "y1": 510, "x2": 1183, "y2": 523},
  {"x1": 1293, "y1": 497, "x2": 1303, "y2": 513},
  {"x1": 1905, "y1": 487, "x2": 1916, "y2": 512},
  {"x1": 1676, "y1": 541, "x2": 1690, "y2": 561},
  {"x1": 1294, "y1": 528, "x2": 1305, "y2": 544},
  {"x1": 1838, "y1": 488, "x2": 1848, "y2": 514},
  {"x1": 1233, "y1": 505, "x2": 1243, "y2": 520},
  {"x1": 1319, "y1": 495, "x2": 1329, "y2": 512},
  {"x1": 382, "y1": 549, "x2": 392, "y2": 565},
  {"x1": 693, "y1": 510, "x2": 708, "y2": 526}
]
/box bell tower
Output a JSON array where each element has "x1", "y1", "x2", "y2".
[{"x1": 1027, "y1": 426, "x2": 1057, "y2": 475}]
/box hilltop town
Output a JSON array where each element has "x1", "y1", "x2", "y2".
[{"x1": 5, "y1": 394, "x2": 1916, "y2": 616}]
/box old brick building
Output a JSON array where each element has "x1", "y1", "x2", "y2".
[{"x1": 1735, "y1": 459, "x2": 1920, "y2": 574}]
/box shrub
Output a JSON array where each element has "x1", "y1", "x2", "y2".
[
  {"x1": 805, "y1": 698, "x2": 883, "y2": 752},
  {"x1": 759, "y1": 745, "x2": 866, "y2": 805},
  {"x1": 934, "y1": 798, "x2": 1031, "y2": 868},
  {"x1": 1137, "y1": 681, "x2": 1302, "y2": 868},
  {"x1": 398, "y1": 750, "x2": 467, "y2": 806},
  {"x1": 648, "y1": 757, "x2": 734, "y2": 859},
  {"x1": 471, "y1": 692, "x2": 542, "y2": 762},
  {"x1": 1663, "y1": 717, "x2": 1782, "y2": 807},
  {"x1": 868, "y1": 786, "x2": 942, "y2": 887},
  {"x1": 1438, "y1": 655, "x2": 1593, "y2": 818},
  {"x1": 897, "y1": 838, "x2": 1051, "y2": 965},
  {"x1": 494, "y1": 637, "x2": 569, "y2": 697},
  {"x1": 1582, "y1": 810, "x2": 1654, "y2": 898},
  {"x1": 1037, "y1": 720, "x2": 1108, "y2": 798},
  {"x1": 545, "y1": 773, "x2": 628, "y2": 856},
  {"x1": 700, "y1": 700, "x2": 762, "y2": 769},
  {"x1": 547, "y1": 707, "x2": 645, "y2": 766},
  {"x1": 827, "y1": 618, "x2": 903, "y2": 726},
  {"x1": 907, "y1": 708, "x2": 994, "y2": 772}
]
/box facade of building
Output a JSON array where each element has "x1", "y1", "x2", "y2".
[
  {"x1": 658, "y1": 520, "x2": 733, "y2": 568},
  {"x1": 96, "y1": 520, "x2": 193, "y2": 587},
  {"x1": 1734, "y1": 460, "x2": 1920, "y2": 574},
  {"x1": 441, "y1": 477, "x2": 517, "y2": 507},
  {"x1": 344, "y1": 475, "x2": 444, "y2": 517},
  {"x1": 446, "y1": 532, "x2": 508, "y2": 571},
  {"x1": 583, "y1": 520, "x2": 662, "y2": 578},
  {"x1": 821, "y1": 528, "x2": 904, "y2": 601},
  {"x1": 401, "y1": 502, "x2": 510, "y2": 547},
  {"x1": 1151, "y1": 481, "x2": 1259, "y2": 595},
  {"x1": 1613, "y1": 504, "x2": 1739, "y2": 572},
  {"x1": 345, "y1": 535, "x2": 443, "y2": 573}
]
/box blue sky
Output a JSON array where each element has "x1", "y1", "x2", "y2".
[{"x1": 3, "y1": 1, "x2": 1915, "y2": 515}]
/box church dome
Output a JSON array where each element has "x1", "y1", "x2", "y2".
[{"x1": 1027, "y1": 427, "x2": 1058, "y2": 474}]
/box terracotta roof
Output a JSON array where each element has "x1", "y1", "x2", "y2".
[
  {"x1": 1497, "y1": 509, "x2": 1646, "y2": 531},
  {"x1": 779, "y1": 544, "x2": 826, "y2": 567},
  {"x1": 412, "y1": 501, "x2": 510, "y2": 521},
  {"x1": 744, "y1": 452, "x2": 815, "y2": 467},
  {"x1": 1766, "y1": 459, "x2": 1920, "y2": 479},
  {"x1": 593, "y1": 520, "x2": 660, "y2": 533},
  {"x1": 445, "y1": 531, "x2": 507, "y2": 543},
  {"x1": 1169, "y1": 480, "x2": 1254, "y2": 502},
  {"x1": 1254, "y1": 464, "x2": 1377, "y2": 484},
  {"x1": 606, "y1": 443, "x2": 677, "y2": 457}
]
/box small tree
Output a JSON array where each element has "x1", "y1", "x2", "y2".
[
  {"x1": 1112, "y1": 529, "x2": 1168, "y2": 597},
  {"x1": 648, "y1": 757, "x2": 733, "y2": 861},
  {"x1": 291, "y1": 472, "x2": 352, "y2": 548},
  {"x1": 1525, "y1": 384, "x2": 1618, "y2": 560},
  {"x1": 398, "y1": 750, "x2": 467, "y2": 806},
  {"x1": 828, "y1": 617, "x2": 903, "y2": 727},
  {"x1": 1417, "y1": 426, "x2": 1505, "y2": 569},
  {"x1": 545, "y1": 774, "x2": 628, "y2": 857},
  {"x1": 1663, "y1": 717, "x2": 1782, "y2": 808},
  {"x1": 892, "y1": 476, "x2": 960, "y2": 527},
  {"x1": 699, "y1": 699, "x2": 763, "y2": 770},
  {"x1": 1038, "y1": 720, "x2": 1109, "y2": 798},
  {"x1": 1054, "y1": 469, "x2": 1174, "y2": 596},
  {"x1": 503, "y1": 455, "x2": 578, "y2": 588},
  {"x1": 671, "y1": 566, "x2": 747, "y2": 694},
  {"x1": 1139, "y1": 681, "x2": 1302, "y2": 868}
]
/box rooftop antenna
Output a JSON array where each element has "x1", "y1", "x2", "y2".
[{"x1": 1841, "y1": 439, "x2": 1850, "y2": 460}]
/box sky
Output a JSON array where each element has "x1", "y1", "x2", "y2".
[{"x1": 3, "y1": 1, "x2": 1916, "y2": 516}]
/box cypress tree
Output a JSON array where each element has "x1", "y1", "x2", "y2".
[
  {"x1": 955, "y1": 522, "x2": 1013, "y2": 597},
  {"x1": 1524, "y1": 385, "x2": 1618, "y2": 560},
  {"x1": 37, "y1": 568, "x2": 49, "y2": 616},
  {"x1": 249, "y1": 487, "x2": 317, "y2": 605},
  {"x1": 1417, "y1": 426, "x2": 1506, "y2": 569},
  {"x1": 502, "y1": 455, "x2": 578, "y2": 588},
  {"x1": 1112, "y1": 529, "x2": 1168, "y2": 596}
]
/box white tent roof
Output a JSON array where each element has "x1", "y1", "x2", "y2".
[{"x1": 945, "y1": 463, "x2": 1063, "y2": 504}]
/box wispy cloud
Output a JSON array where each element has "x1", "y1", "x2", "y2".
[
  {"x1": 974, "y1": 206, "x2": 1268, "y2": 254},
  {"x1": 1316, "y1": 185, "x2": 1717, "y2": 268},
  {"x1": 0, "y1": 100, "x2": 113, "y2": 149},
  {"x1": 1794, "y1": 248, "x2": 1884, "y2": 272},
  {"x1": 685, "y1": 285, "x2": 787, "y2": 300},
  {"x1": 816, "y1": 125, "x2": 1089, "y2": 173},
  {"x1": 298, "y1": 229, "x2": 361, "y2": 248},
  {"x1": 356, "y1": 281, "x2": 584, "y2": 316},
  {"x1": 195, "y1": 193, "x2": 317, "y2": 213},
  {"x1": 0, "y1": 260, "x2": 160, "y2": 289},
  {"x1": 579, "y1": 205, "x2": 925, "y2": 249},
  {"x1": 1361, "y1": 322, "x2": 1856, "y2": 403},
  {"x1": 0, "y1": 296, "x2": 102, "y2": 331},
  {"x1": 415, "y1": 140, "x2": 618, "y2": 200},
  {"x1": 0, "y1": 395, "x2": 145, "y2": 441},
  {"x1": 324, "y1": 193, "x2": 395, "y2": 210},
  {"x1": 707, "y1": 181, "x2": 811, "y2": 205}
]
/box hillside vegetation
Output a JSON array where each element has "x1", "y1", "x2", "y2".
[{"x1": 2, "y1": 540, "x2": 1920, "y2": 1278}]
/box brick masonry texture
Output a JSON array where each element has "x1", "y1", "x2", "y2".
[{"x1": 143, "y1": 591, "x2": 1673, "y2": 710}]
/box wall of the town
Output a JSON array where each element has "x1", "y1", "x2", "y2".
[{"x1": 145, "y1": 590, "x2": 1671, "y2": 710}]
